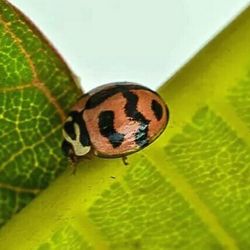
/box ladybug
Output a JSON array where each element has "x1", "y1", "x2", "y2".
[{"x1": 62, "y1": 82, "x2": 169, "y2": 164}]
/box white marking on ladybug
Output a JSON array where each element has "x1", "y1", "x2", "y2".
[{"x1": 62, "y1": 122, "x2": 91, "y2": 156}]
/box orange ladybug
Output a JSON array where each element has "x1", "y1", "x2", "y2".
[{"x1": 62, "y1": 82, "x2": 169, "y2": 163}]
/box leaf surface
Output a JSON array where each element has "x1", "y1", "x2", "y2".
[
  {"x1": 0, "y1": 2, "x2": 250, "y2": 250},
  {"x1": 0, "y1": 0, "x2": 81, "y2": 227}
]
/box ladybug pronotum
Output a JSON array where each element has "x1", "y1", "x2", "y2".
[{"x1": 62, "y1": 82, "x2": 169, "y2": 163}]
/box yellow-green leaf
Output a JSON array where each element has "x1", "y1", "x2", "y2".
[
  {"x1": 0, "y1": 3, "x2": 250, "y2": 250},
  {"x1": 0, "y1": 0, "x2": 81, "y2": 227}
]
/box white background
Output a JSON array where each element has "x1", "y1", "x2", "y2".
[{"x1": 10, "y1": 0, "x2": 250, "y2": 91}]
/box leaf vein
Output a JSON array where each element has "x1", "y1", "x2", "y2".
[
  {"x1": 0, "y1": 124, "x2": 62, "y2": 173},
  {"x1": 0, "y1": 83, "x2": 33, "y2": 92},
  {"x1": 0, "y1": 182, "x2": 40, "y2": 194}
]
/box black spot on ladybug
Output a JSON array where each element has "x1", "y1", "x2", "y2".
[
  {"x1": 85, "y1": 88, "x2": 119, "y2": 109},
  {"x1": 122, "y1": 91, "x2": 150, "y2": 148},
  {"x1": 151, "y1": 99, "x2": 163, "y2": 121},
  {"x1": 63, "y1": 121, "x2": 76, "y2": 140},
  {"x1": 85, "y1": 84, "x2": 154, "y2": 109},
  {"x1": 61, "y1": 139, "x2": 74, "y2": 157},
  {"x1": 68, "y1": 111, "x2": 90, "y2": 147},
  {"x1": 98, "y1": 110, "x2": 125, "y2": 148}
]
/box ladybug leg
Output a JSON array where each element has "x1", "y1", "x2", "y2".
[
  {"x1": 66, "y1": 149, "x2": 79, "y2": 174},
  {"x1": 69, "y1": 151, "x2": 94, "y2": 174},
  {"x1": 68, "y1": 155, "x2": 78, "y2": 175},
  {"x1": 122, "y1": 156, "x2": 129, "y2": 166},
  {"x1": 70, "y1": 162, "x2": 78, "y2": 175}
]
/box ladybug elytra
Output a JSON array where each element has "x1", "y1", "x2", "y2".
[{"x1": 62, "y1": 82, "x2": 169, "y2": 162}]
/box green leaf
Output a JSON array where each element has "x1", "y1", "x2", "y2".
[
  {"x1": 0, "y1": 2, "x2": 250, "y2": 250},
  {"x1": 37, "y1": 225, "x2": 93, "y2": 250},
  {"x1": 0, "y1": 0, "x2": 81, "y2": 227}
]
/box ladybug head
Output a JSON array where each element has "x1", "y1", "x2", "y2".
[{"x1": 62, "y1": 111, "x2": 91, "y2": 160}]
